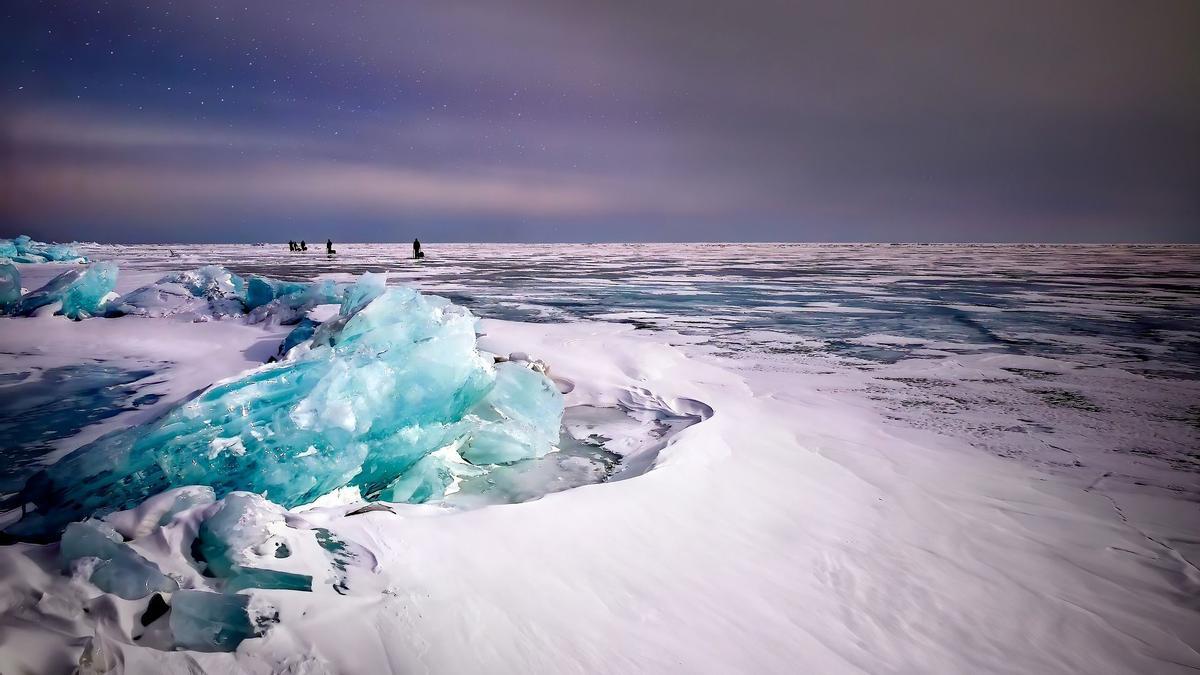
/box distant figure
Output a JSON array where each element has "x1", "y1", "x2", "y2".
[
  {"x1": 288, "y1": 240, "x2": 296, "y2": 252},
  {"x1": 413, "y1": 238, "x2": 423, "y2": 259},
  {"x1": 300, "y1": 240, "x2": 307, "y2": 252},
  {"x1": 326, "y1": 238, "x2": 335, "y2": 255}
]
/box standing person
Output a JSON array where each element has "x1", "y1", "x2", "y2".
[
  {"x1": 412, "y1": 238, "x2": 422, "y2": 259},
  {"x1": 300, "y1": 240, "x2": 307, "y2": 252},
  {"x1": 326, "y1": 238, "x2": 334, "y2": 255},
  {"x1": 288, "y1": 240, "x2": 295, "y2": 251}
]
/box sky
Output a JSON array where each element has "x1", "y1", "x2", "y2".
[{"x1": 1, "y1": 1, "x2": 1197, "y2": 243}]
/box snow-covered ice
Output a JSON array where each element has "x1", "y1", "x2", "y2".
[{"x1": 0, "y1": 243, "x2": 1197, "y2": 673}]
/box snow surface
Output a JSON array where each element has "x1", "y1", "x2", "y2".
[{"x1": 0, "y1": 243, "x2": 1198, "y2": 674}]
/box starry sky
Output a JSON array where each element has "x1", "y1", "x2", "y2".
[{"x1": 2, "y1": 1, "x2": 1197, "y2": 243}]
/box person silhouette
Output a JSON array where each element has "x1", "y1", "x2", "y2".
[
  {"x1": 300, "y1": 240, "x2": 307, "y2": 252},
  {"x1": 412, "y1": 238, "x2": 422, "y2": 259},
  {"x1": 326, "y1": 238, "x2": 334, "y2": 255}
]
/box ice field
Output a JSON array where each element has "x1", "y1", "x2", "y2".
[{"x1": 0, "y1": 240, "x2": 1197, "y2": 673}]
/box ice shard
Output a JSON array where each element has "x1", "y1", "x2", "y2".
[
  {"x1": 0, "y1": 235, "x2": 87, "y2": 263},
  {"x1": 10, "y1": 262, "x2": 117, "y2": 319},
  {"x1": 59, "y1": 262, "x2": 119, "y2": 319},
  {"x1": 110, "y1": 265, "x2": 345, "y2": 323},
  {"x1": 60, "y1": 519, "x2": 179, "y2": 600},
  {"x1": 278, "y1": 318, "x2": 319, "y2": 356},
  {"x1": 0, "y1": 262, "x2": 19, "y2": 310},
  {"x1": 117, "y1": 265, "x2": 250, "y2": 319},
  {"x1": 169, "y1": 590, "x2": 260, "y2": 652},
  {"x1": 193, "y1": 492, "x2": 313, "y2": 592},
  {"x1": 245, "y1": 277, "x2": 342, "y2": 325},
  {"x1": 460, "y1": 361, "x2": 564, "y2": 466}
]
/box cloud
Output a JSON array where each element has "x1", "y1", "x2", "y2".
[
  {"x1": 2, "y1": 0, "x2": 1197, "y2": 241},
  {"x1": 1, "y1": 105, "x2": 752, "y2": 233}
]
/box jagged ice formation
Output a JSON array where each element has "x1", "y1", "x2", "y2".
[
  {"x1": 0, "y1": 235, "x2": 88, "y2": 263},
  {"x1": 5, "y1": 274, "x2": 564, "y2": 540}
]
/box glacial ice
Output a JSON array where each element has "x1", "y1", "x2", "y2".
[
  {"x1": 6, "y1": 277, "x2": 564, "y2": 539},
  {"x1": 168, "y1": 590, "x2": 260, "y2": 652},
  {"x1": 10, "y1": 262, "x2": 118, "y2": 319},
  {"x1": 60, "y1": 519, "x2": 178, "y2": 600},
  {"x1": 0, "y1": 235, "x2": 87, "y2": 264}
]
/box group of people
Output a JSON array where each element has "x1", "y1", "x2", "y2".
[
  {"x1": 287, "y1": 239, "x2": 337, "y2": 255},
  {"x1": 285, "y1": 238, "x2": 424, "y2": 258}
]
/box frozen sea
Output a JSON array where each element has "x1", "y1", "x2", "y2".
[
  {"x1": 2, "y1": 241, "x2": 1199, "y2": 674},
  {"x1": 77, "y1": 242, "x2": 1200, "y2": 500}
]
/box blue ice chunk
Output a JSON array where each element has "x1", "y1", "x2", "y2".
[
  {"x1": 461, "y1": 362, "x2": 564, "y2": 465},
  {"x1": 110, "y1": 266, "x2": 346, "y2": 323},
  {"x1": 0, "y1": 262, "x2": 19, "y2": 310},
  {"x1": 223, "y1": 567, "x2": 312, "y2": 592},
  {"x1": 0, "y1": 235, "x2": 86, "y2": 263},
  {"x1": 308, "y1": 278, "x2": 343, "y2": 306},
  {"x1": 194, "y1": 492, "x2": 283, "y2": 578},
  {"x1": 148, "y1": 286, "x2": 495, "y2": 504},
  {"x1": 8, "y1": 236, "x2": 47, "y2": 263},
  {"x1": 243, "y1": 277, "x2": 277, "y2": 311},
  {"x1": 379, "y1": 451, "x2": 485, "y2": 504},
  {"x1": 42, "y1": 242, "x2": 85, "y2": 262},
  {"x1": 244, "y1": 276, "x2": 310, "y2": 311},
  {"x1": 169, "y1": 590, "x2": 259, "y2": 652},
  {"x1": 7, "y1": 280, "x2": 564, "y2": 539},
  {"x1": 112, "y1": 265, "x2": 247, "y2": 319},
  {"x1": 11, "y1": 262, "x2": 117, "y2": 319},
  {"x1": 340, "y1": 272, "x2": 386, "y2": 315},
  {"x1": 173, "y1": 265, "x2": 246, "y2": 299},
  {"x1": 193, "y1": 492, "x2": 314, "y2": 591},
  {"x1": 379, "y1": 456, "x2": 447, "y2": 503},
  {"x1": 12, "y1": 269, "x2": 84, "y2": 315},
  {"x1": 378, "y1": 456, "x2": 447, "y2": 503},
  {"x1": 279, "y1": 318, "x2": 318, "y2": 355},
  {"x1": 59, "y1": 262, "x2": 118, "y2": 319},
  {"x1": 246, "y1": 277, "x2": 343, "y2": 325},
  {"x1": 60, "y1": 519, "x2": 178, "y2": 600}
]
